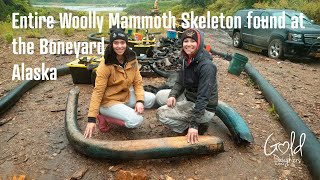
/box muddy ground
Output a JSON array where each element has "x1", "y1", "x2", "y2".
[{"x1": 0, "y1": 29, "x2": 319, "y2": 180}]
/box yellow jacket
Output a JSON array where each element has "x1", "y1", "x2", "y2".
[{"x1": 88, "y1": 48, "x2": 144, "y2": 119}]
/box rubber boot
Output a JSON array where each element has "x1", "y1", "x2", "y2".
[
  {"x1": 97, "y1": 115, "x2": 110, "y2": 133},
  {"x1": 105, "y1": 116, "x2": 125, "y2": 127},
  {"x1": 97, "y1": 115, "x2": 125, "y2": 133}
]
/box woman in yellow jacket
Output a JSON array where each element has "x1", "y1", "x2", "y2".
[{"x1": 84, "y1": 29, "x2": 156, "y2": 138}]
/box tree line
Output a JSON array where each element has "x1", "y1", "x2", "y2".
[{"x1": 1, "y1": 0, "x2": 319, "y2": 23}]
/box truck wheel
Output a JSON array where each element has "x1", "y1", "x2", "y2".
[
  {"x1": 268, "y1": 39, "x2": 284, "y2": 59},
  {"x1": 233, "y1": 31, "x2": 242, "y2": 48}
]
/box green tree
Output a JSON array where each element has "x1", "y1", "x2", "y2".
[
  {"x1": 0, "y1": 0, "x2": 31, "y2": 21},
  {"x1": 182, "y1": 0, "x2": 214, "y2": 7}
]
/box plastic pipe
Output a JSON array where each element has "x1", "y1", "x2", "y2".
[
  {"x1": 0, "y1": 65, "x2": 70, "y2": 116},
  {"x1": 87, "y1": 33, "x2": 110, "y2": 44},
  {"x1": 216, "y1": 101, "x2": 254, "y2": 144},
  {"x1": 245, "y1": 62, "x2": 320, "y2": 179}
]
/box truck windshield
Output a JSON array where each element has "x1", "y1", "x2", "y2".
[{"x1": 272, "y1": 11, "x2": 313, "y2": 25}]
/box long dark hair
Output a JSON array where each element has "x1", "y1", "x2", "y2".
[{"x1": 104, "y1": 43, "x2": 131, "y2": 62}]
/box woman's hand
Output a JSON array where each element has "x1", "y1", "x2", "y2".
[
  {"x1": 135, "y1": 102, "x2": 144, "y2": 114},
  {"x1": 84, "y1": 122, "x2": 96, "y2": 138},
  {"x1": 187, "y1": 128, "x2": 199, "y2": 144},
  {"x1": 167, "y1": 97, "x2": 176, "y2": 107}
]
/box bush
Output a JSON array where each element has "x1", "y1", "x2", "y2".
[
  {"x1": 207, "y1": 0, "x2": 245, "y2": 17},
  {"x1": 0, "y1": 22, "x2": 12, "y2": 34},
  {"x1": 124, "y1": 0, "x2": 182, "y2": 16},
  {"x1": 170, "y1": 5, "x2": 185, "y2": 17},
  {"x1": 3, "y1": 33, "x2": 13, "y2": 44},
  {"x1": 62, "y1": 28, "x2": 75, "y2": 37},
  {"x1": 0, "y1": 0, "x2": 31, "y2": 21},
  {"x1": 189, "y1": 7, "x2": 206, "y2": 16},
  {"x1": 300, "y1": 2, "x2": 320, "y2": 24},
  {"x1": 253, "y1": 0, "x2": 320, "y2": 24},
  {"x1": 124, "y1": 2, "x2": 153, "y2": 15},
  {"x1": 25, "y1": 30, "x2": 40, "y2": 38}
]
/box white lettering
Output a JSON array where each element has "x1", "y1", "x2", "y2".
[
  {"x1": 39, "y1": 38, "x2": 104, "y2": 58},
  {"x1": 12, "y1": 12, "x2": 55, "y2": 29},
  {"x1": 11, "y1": 63, "x2": 57, "y2": 81},
  {"x1": 12, "y1": 64, "x2": 21, "y2": 80},
  {"x1": 264, "y1": 131, "x2": 306, "y2": 157},
  {"x1": 12, "y1": 37, "x2": 34, "y2": 55},
  {"x1": 60, "y1": 12, "x2": 103, "y2": 32}
]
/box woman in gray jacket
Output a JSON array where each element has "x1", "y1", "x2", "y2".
[{"x1": 156, "y1": 28, "x2": 218, "y2": 144}]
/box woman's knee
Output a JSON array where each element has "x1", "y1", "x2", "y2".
[
  {"x1": 126, "y1": 115, "x2": 144, "y2": 128},
  {"x1": 156, "y1": 106, "x2": 169, "y2": 124},
  {"x1": 144, "y1": 92, "x2": 156, "y2": 108},
  {"x1": 155, "y1": 89, "x2": 171, "y2": 106}
]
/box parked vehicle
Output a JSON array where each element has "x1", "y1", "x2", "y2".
[{"x1": 227, "y1": 9, "x2": 320, "y2": 59}]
